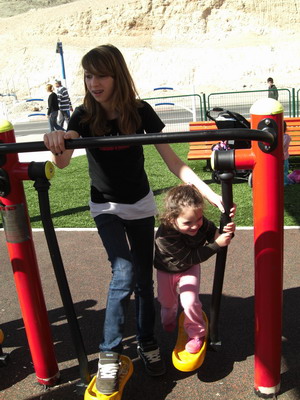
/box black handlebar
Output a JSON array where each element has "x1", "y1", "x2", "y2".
[{"x1": 0, "y1": 129, "x2": 274, "y2": 154}]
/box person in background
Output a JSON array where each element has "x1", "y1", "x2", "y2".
[
  {"x1": 154, "y1": 184, "x2": 235, "y2": 353},
  {"x1": 45, "y1": 84, "x2": 64, "y2": 132},
  {"x1": 55, "y1": 79, "x2": 73, "y2": 128},
  {"x1": 44, "y1": 44, "x2": 236, "y2": 396},
  {"x1": 267, "y1": 77, "x2": 279, "y2": 100},
  {"x1": 283, "y1": 121, "x2": 292, "y2": 185}
]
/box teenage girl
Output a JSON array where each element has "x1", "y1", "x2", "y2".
[{"x1": 44, "y1": 44, "x2": 235, "y2": 395}]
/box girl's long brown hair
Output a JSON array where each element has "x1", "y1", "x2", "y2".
[{"x1": 81, "y1": 44, "x2": 142, "y2": 136}]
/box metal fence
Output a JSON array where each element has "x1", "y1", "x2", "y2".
[
  {"x1": 143, "y1": 89, "x2": 299, "y2": 126},
  {"x1": 142, "y1": 94, "x2": 203, "y2": 132},
  {"x1": 207, "y1": 89, "x2": 295, "y2": 119}
]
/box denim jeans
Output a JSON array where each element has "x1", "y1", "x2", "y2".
[
  {"x1": 57, "y1": 109, "x2": 70, "y2": 128},
  {"x1": 94, "y1": 213, "x2": 156, "y2": 353},
  {"x1": 48, "y1": 111, "x2": 64, "y2": 131}
]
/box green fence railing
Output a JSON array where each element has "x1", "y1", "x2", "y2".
[
  {"x1": 142, "y1": 94, "x2": 203, "y2": 132},
  {"x1": 143, "y1": 88, "x2": 299, "y2": 128},
  {"x1": 207, "y1": 89, "x2": 293, "y2": 119}
]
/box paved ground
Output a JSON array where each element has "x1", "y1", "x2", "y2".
[{"x1": 0, "y1": 228, "x2": 300, "y2": 400}]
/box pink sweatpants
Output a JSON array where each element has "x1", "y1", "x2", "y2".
[{"x1": 156, "y1": 264, "x2": 206, "y2": 339}]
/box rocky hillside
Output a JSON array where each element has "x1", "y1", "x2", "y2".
[
  {"x1": 0, "y1": 0, "x2": 299, "y2": 108},
  {"x1": 0, "y1": 0, "x2": 77, "y2": 18}
]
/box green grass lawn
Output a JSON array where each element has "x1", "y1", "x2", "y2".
[{"x1": 19, "y1": 143, "x2": 300, "y2": 228}]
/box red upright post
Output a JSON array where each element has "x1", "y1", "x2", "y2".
[
  {"x1": 0, "y1": 120, "x2": 59, "y2": 385},
  {"x1": 250, "y1": 99, "x2": 284, "y2": 397}
]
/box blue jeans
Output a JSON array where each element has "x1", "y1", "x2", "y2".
[
  {"x1": 48, "y1": 111, "x2": 64, "y2": 131},
  {"x1": 284, "y1": 159, "x2": 292, "y2": 185},
  {"x1": 94, "y1": 213, "x2": 156, "y2": 353},
  {"x1": 57, "y1": 110, "x2": 70, "y2": 128}
]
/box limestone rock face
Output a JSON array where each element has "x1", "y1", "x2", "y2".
[{"x1": 0, "y1": 0, "x2": 299, "y2": 102}]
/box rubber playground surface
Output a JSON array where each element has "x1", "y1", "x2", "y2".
[{"x1": 1, "y1": 228, "x2": 300, "y2": 400}]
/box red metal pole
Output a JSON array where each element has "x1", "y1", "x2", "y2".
[
  {"x1": 0, "y1": 120, "x2": 59, "y2": 385},
  {"x1": 250, "y1": 99, "x2": 284, "y2": 397}
]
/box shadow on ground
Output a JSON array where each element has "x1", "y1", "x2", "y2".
[{"x1": 1, "y1": 287, "x2": 300, "y2": 400}]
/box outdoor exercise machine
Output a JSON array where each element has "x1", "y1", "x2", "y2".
[
  {"x1": 0, "y1": 120, "x2": 90, "y2": 390},
  {"x1": 212, "y1": 98, "x2": 284, "y2": 398},
  {"x1": 0, "y1": 97, "x2": 283, "y2": 398},
  {"x1": 0, "y1": 120, "x2": 59, "y2": 386}
]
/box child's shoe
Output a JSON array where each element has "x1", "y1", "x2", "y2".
[{"x1": 185, "y1": 337, "x2": 204, "y2": 354}]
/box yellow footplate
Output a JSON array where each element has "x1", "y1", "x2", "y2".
[
  {"x1": 172, "y1": 311, "x2": 208, "y2": 372},
  {"x1": 84, "y1": 355, "x2": 133, "y2": 400},
  {"x1": 0, "y1": 329, "x2": 4, "y2": 345}
]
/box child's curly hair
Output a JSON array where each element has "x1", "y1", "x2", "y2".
[{"x1": 159, "y1": 184, "x2": 205, "y2": 228}]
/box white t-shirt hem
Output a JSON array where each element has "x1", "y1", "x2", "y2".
[{"x1": 89, "y1": 190, "x2": 157, "y2": 220}]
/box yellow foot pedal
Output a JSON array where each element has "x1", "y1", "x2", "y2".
[
  {"x1": 172, "y1": 311, "x2": 208, "y2": 372},
  {"x1": 84, "y1": 355, "x2": 133, "y2": 400},
  {"x1": 0, "y1": 330, "x2": 4, "y2": 345}
]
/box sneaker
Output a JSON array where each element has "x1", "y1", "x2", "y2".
[
  {"x1": 137, "y1": 339, "x2": 166, "y2": 376},
  {"x1": 96, "y1": 351, "x2": 120, "y2": 395},
  {"x1": 185, "y1": 337, "x2": 204, "y2": 354}
]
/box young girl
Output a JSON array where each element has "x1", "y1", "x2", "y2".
[
  {"x1": 44, "y1": 44, "x2": 235, "y2": 395},
  {"x1": 154, "y1": 184, "x2": 235, "y2": 354}
]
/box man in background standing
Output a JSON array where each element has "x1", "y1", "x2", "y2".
[
  {"x1": 55, "y1": 79, "x2": 73, "y2": 129},
  {"x1": 267, "y1": 77, "x2": 279, "y2": 100}
]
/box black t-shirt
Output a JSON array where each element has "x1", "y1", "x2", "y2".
[{"x1": 68, "y1": 101, "x2": 165, "y2": 204}]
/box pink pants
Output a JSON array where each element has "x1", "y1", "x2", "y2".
[{"x1": 156, "y1": 264, "x2": 206, "y2": 339}]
